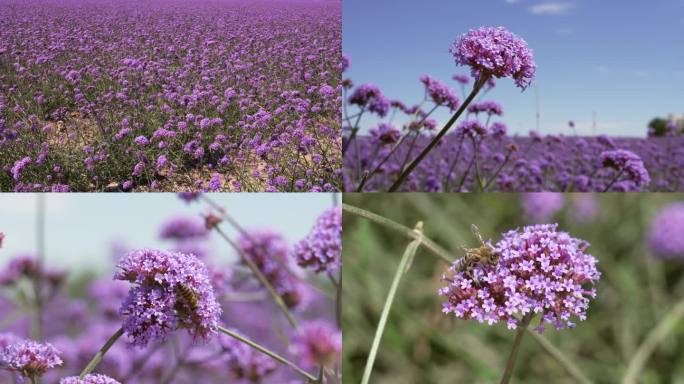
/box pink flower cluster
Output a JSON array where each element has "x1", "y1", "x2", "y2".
[{"x1": 440, "y1": 224, "x2": 600, "y2": 332}]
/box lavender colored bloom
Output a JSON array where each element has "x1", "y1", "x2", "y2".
[
  {"x1": 290, "y1": 320, "x2": 342, "y2": 368},
  {"x1": 490, "y1": 122, "x2": 507, "y2": 137},
  {"x1": 452, "y1": 74, "x2": 470, "y2": 85},
  {"x1": 368, "y1": 94, "x2": 391, "y2": 117},
  {"x1": 648, "y1": 203, "x2": 684, "y2": 259},
  {"x1": 369, "y1": 123, "x2": 401, "y2": 145},
  {"x1": 0, "y1": 333, "x2": 21, "y2": 349},
  {"x1": 237, "y1": 230, "x2": 303, "y2": 308},
  {"x1": 294, "y1": 207, "x2": 342, "y2": 273},
  {"x1": 0, "y1": 339, "x2": 63, "y2": 379},
  {"x1": 59, "y1": 374, "x2": 121, "y2": 384},
  {"x1": 133, "y1": 135, "x2": 149, "y2": 146},
  {"x1": 218, "y1": 332, "x2": 277, "y2": 381},
  {"x1": 439, "y1": 224, "x2": 600, "y2": 332},
  {"x1": 159, "y1": 216, "x2": 209, "y2": 240},
  {"x1": 341, "y1": 53, "x2": 351, "y2": 72},
  {"x1": 209, "y1": 173, "x2": 223, "y2": 191},
  {"x1": 348, "y1": 84, "x2": 381, "y2": 106},
  {"x1": 11, "y1": 157, "x2": 32, "y2": 181},
  {"x1": 521, "y1": 193, "x2": 565, "y2": 223},
  {"x1": 599, "y1": 149, "x2": 651, "y2": 189},
  {"x1": 457, "y1": 120, "x2": 487, "y2": 138},
  {"x1": 450, "y1": 26, "x2": 536, "y2": 90},
  {"x1": 0, "y1": 255, "x2": 41, "y2": 285},
  {"x1": 177, "y1": 192, "x2": 201, "y2": 203},
  {"x1": 114, "y1": 249, "x2": 221, "y2": 347},
  {"x1": 569, "y1": 195, "x2": 599, "y2": 224},
  {"x1": 419, "y1": 75, "x2": 460, "y2": 110},
  {"x1": 468, "y1": 100, "x2": 503, "y2": 116}
]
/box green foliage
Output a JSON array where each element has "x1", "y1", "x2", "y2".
[
  {"x1": 343, "y1": 194, "x2": 684, "y2": 384},
  {"x1": 648, "y1": 118, "x2": 668, "y2": 137}
]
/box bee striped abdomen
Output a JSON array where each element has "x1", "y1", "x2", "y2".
[{"x1": 175, "y1": 284, "x2": 199, "y2": 310}]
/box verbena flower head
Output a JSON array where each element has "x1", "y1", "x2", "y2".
[
  {"x1": 290, "y1": 320, "x2": 342, "y2": 368},
  {"x1": 521, "y1": 193, "x2": 565, "y2": 223},
  {"x1": 419, "y1": 75, "x2": 460, "y2": 110},
  {"x1": 599, "y1": 149, "x2": 650, "y2": 189},
  {"x1": 177, "y1": 192, "x2": 201, "y2": 203},
  {"x1": 294, "y1": 207, "x2": 342, "y2": 273},
  {"x1": 0, "y1": 339, "x2": 63, "y2": 380},
  {"x1": 468, "y1": 100, "x2": 503, "y2": 116},
  {"x1": 159, "y1": 216, "x2": 209, "y2": 240},
  {"x1": 218, "y1": 332, "x2": 277, "y2": 382},
  {"x1": 450, "y1": 26, "x2": 536, "y2": 90},
  {"x1": 457, "y1": 120, "x2": 488, "y2": 138},
  {"x1": 60, "y1": 374, "x2": 121, "y2": 384},
  {"x1": 237, "y1": 230, "x2": 304, "y2": 308},
  {"x1": 648, "y1": 202, "x2": 684, "y2": 259},
  {"x1": 452, "y1": 74, "x2": 470, "y2": 85},
  {"x1": 369, "y1": 123, "x2": 401, "y2": 145},
  {"x1": 440, "y1": 224, "x2": 600, "y2": 332},
  {"x1": 114, "y1": 249, "x2": 221, "y2": 347}
]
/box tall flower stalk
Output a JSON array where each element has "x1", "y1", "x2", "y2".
[
  {"x1": 361, "y1": 222, "x2": 423, "y2": 384},
  {"x1": 388, "y1": 26, "x2": 536, "y2": 191},
  {"x1": 344, "y1": 203, "x2": 594, "y2": 383}
]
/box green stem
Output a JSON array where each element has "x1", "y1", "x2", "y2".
[
  {"x1": 79, "y1": 327, "x2": 124, "y2": 379},
  {"x1": 388, "y1": 76, "x2": 488, "y2": 192},
  {"x1": 213, "y1": 225, "x2": 298, "y2": 328},
  {"x1": 621, "y1": 298, "x2": 684, "y2": 384},
  {"x1": 361, "y1": 224, "x2": 423, "y2": 384},
  {"x1": 217, "y1": 326, "x2": 316, "y2": 382},
  {"x1": 527, "y1": 331, "x2": 594, "y2": 384},
  {"x1": 499, "y1": 315, "x2": 533, "y2": 384},
  {"x1": 342, "y1": 203, "x2": 454, "y2": 264}
]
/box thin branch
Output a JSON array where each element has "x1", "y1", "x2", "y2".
[{"x1": 342, "y1": 203, "x2": 454, "y2": 264}]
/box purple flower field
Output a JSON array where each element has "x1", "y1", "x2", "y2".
[
  {"x1": 0, "y1": 0, "x2": 342, "y2": 192},
  {"x1": 0, "y1": 194, "x2": 342, "y2": 383},
  {"x1": 342, "y1": 26, "x2": 682, "y2": 192},
  {"x1": 345, "y1": 132, "x2": 684, "y2": 192}
]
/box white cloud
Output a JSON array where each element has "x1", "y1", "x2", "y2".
[
  {"x1": 505, "y1": 0, "x2": 520, "y2": 3},
  {"x1": 530, "y1": 1, "x2": 575, "y2": 15},
  {"x1": 595, "y1": 65, "x2": 613, "y2": 74}
]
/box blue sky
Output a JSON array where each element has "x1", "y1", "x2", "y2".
[
  {"x1": 0, "y1": 193, "x2": 338, "y2": 273},
  {"x1": 343, "y1": 0, "x2": 684, "y2": 137}
]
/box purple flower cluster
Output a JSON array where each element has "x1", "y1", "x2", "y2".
[
  {"x1": 237, "y1": 231, "x2": 305, "y2": 309},
  {"x1": 294, "y1": 207, "x2": 342, "y2": 273},
  {"x1": 349, "y1": 84, "x2": 391, "y2": 118},
  {"x1": 218, "y1": 332, "x2": 277, "y2": 382},
  {"x1": 419, "y1": 75, "x2": 460, "y2": 110},
  {"x1": 648, "y1": 203, "x2": 684, "y2": 259},
  {"x1": 290, "y1": 320, "x2": 342, "y2": 368},
  {"x1": 114, "y1": 249, "x2": 221, "y2": 347},
  {"x1": 521, "y1": 193, "x2": 565, "y2": 223},
  {"x1": 450, "y1": 26, "x2": 536, "y2": 89},
  {"x1": 158, "y1": 216, "x2": 209, "y2": 240},
  {"x1": 599, "y1": 150, "x2": 651, "y2": 190},
  {"x1": 0, "y1": 0, "x2": 341, "y2": 192},
  {"x1": 440, "y1": 224, "x2": 600, "y2": 332},
  {"x1": 60, "y1": 374, "x2": 121, "y2": 384},
  {"x1": 345, "y1": 97, "x2": 676, "y2": 191},
  {"x1": 0, "y1": 339, "x2": 63, "y2": 379}
]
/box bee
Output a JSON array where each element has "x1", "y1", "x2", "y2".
[
  {"x1": 175, "y1": 284, "x2": 199, "y2": 311},
  {"x1": 456, "y1": 224, "x2": 500, "y2": 277}
]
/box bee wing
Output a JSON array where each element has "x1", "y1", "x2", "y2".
[{"x1": 470, "y1": 224, "x2": 485, "y2": 245}]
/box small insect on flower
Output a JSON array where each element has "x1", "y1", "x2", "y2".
[
  {"x1": 456, "y1": 224, "x2": 500, "y2": 278},
  {"x1": 175, "y1": 283, "x2": 200, "y2": 311}
]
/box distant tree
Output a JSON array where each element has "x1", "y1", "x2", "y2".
[{"x1": 647, "y1": 117, "x2": 668, "y2": 137}]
